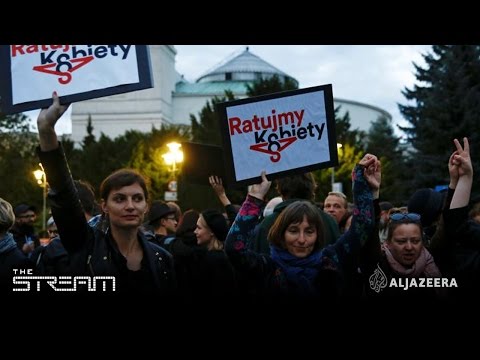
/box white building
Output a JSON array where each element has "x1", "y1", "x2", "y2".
[{"x1": 71, "y1": 45, "x2": 391, "y2": 144}]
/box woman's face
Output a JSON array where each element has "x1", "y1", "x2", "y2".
[
  {"x1": 387, "y1": 223, "x2": 423, "y2": 267},
  {"x1": 284, "y1": 215, "x2": 317, "y2": 258},
  {"x1": 194, "y1": 215, "x2": 213, "y2": 245},
  {"x1": 102, "y1": 183, "x2": 148, "y2": 229}
]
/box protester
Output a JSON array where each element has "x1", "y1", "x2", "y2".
[
  {"x1": 365, "y1": 210, "x2": 443, "y2": 299},
  {"x1": 35, "y1": 92, "x2": 176, "y2": 294},
  {"x1": 208, "y1": 175, "x2": 240, "y2": 227},
  {"x1": 10, "y1": 203, "x2": 39, "y2": 255},
  {"x1": 442, "y1": 137, "x2": 480, "y2": 298},
  {"x1": 147, "y1": 200, "x2": 177, "y2": 247},
  {"x1": 251, "y1": 172, "x2": 340, "y2": 255},
  {"x1": 225, "y1": 154, "x2": 378, "y2": 300}
]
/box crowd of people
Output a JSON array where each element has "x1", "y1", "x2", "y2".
[{"x1": 1, "y1": 93, "x2": 479, "y2": 305}]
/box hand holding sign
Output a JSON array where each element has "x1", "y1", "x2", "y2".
[
  {"x1": 248, "y1": 171, "x2": 271, "y2": 201},
  {"x1": 37, "y1": 92, "x2": 69, "y2": 152}
]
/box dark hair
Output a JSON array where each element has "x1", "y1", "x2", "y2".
[
  {"x1": 275, "y1": 173, "x2": 316, "y2": 201},
  {"x1": 201, "y1": 209, "x2": 228, "y2": 242},
  {"x1": 469, "y1": 202, "x2": 480, "y2": 220},
  {"x1": 74, "y1": 180, "x2": 98, "y2": 216},
  {"x1": 100, "y1": 169, "x2": 149, "y2": 202},
  {"x1": 407, "y1": 188, "x2": 445, "y2": 227},
  {"x1": 379, "y1": 201, "x2": 394, "y2": 212},
  {"x1": 268, "y1": 201, "x2": 325, "y2": 251},
  {"x1": 386, "y1": 213, "x2": 424, "y2": 243},
  {"x1": 176, "y1": 209, "x2": 200, "y2": 237}
]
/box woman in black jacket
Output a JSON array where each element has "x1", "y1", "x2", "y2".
[{"x1": 36, "y1": 92, "x2": 176, "y2": 295}]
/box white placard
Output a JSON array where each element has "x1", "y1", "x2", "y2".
[
  {"x1": 226, "y1": 89, "x2": 331, "y2": 182},
  {"x1": 10, "y1": 45, "x2": 139, "y2": 105}
]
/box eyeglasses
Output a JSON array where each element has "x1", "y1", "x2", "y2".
[
  {"x1": 389, "y1": 213, "x2": 421, "y2": 223},
  {"x1": 166, "y1": 216, "x2": 176, "y2": 221}
]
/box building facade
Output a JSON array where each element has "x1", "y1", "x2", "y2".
[{"x1": 71, "y1": 45, "x2": 391, "y2": 144}]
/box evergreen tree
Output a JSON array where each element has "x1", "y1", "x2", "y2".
[
  {"x1": 246, "y1": 74, "x2": 298, "y2": 96},
  {"x1": 399, "y1": 45, "x2": 480, "y2": 194},
  {"x1": 366, "y1": 115, "x2": 408, "y2": 204},
  {"x1": 82, "y1": 115, "x2": 96, "y2": 148}
]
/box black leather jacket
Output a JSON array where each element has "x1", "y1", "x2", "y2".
[{"x1": 37, "y1": 143, "x2": 176, "y2": 295}]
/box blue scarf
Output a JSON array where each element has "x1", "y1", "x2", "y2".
[
  {"x1": 270, "y1": 246, "x2": 322, "y2": 294},
  {"x1": 0, "y1": 232, "x2": 18, "y2": 254}
]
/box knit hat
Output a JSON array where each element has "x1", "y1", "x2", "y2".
[
  {"x1": 407, "y1": 188, "x2": 445, "y2": 227},
  {"x1": 148, "y1": 201, "x2": 175, "y2": 224},
  {"x1": 201, "y1": 209, "x2": 228, "y2": 242}
]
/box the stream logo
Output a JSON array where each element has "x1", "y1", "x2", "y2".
[
  {"x1": 12, "y1": 269, "x2": 115, "y2": 292},
  {"x1": 11, "y1": 45, "x2": 132, "y2": 85},
  {"x1": 229, "y1": 108, "x2": 325, "y2": 162}
]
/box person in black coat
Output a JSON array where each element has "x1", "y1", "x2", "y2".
[
  {"x1": 0, "y1": 197, "x2": 32, "y2": 294},
  {"x1": 36, "y1": 92, "x2": 176, "y2": 296}
]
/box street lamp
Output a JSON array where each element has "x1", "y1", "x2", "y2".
[
  {"x1": 162, "y1": 142, "x2": 183, "y2": 201},
  {"x1": 331, "y1": 143, "x2": 343, "y2": 192},
  {"x1": 162, "y1": 142, "x2": 183, "y2": 174},
  {"x1": 33, "y1": 163, "x2": 47, "y2": 231}
]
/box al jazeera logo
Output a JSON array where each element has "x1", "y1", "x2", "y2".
[
  {"x1": 369, "y1": 264, "x2": 457, "y2": 292},
  {"x1": 368, "y1": 265, "x2": 388, "y2": 293}
]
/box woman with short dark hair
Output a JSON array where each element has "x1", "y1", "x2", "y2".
[{"x1": 36, "y1": 93, "x2": 176, "y2": 295}]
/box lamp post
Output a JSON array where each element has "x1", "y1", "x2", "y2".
[
  {"x1": 33, "y1": 163, "x2": 47, "y2": 231},
  {"x1": 162, "y1": 142, "x2": 183, "y2": 201},
  {"x1": 331, "y1": 143, "x2": 343, "y2": 192}
]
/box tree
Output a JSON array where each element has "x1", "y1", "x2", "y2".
[
  {"x1": 0, "y1": 131, "x2": 42, "y2": 215},
  {"x1": 190, "y1": 90, "x2": 235, "y2": 146},
  {"x1": 82, "y1": 115, "x2": 96, "y2": 148},
  {"x1": 246, "y1": 74, "x2": 298, "y2": 96},
  {"x1": 129, "y1": 124, "x2": 190, "y2": 204},
  {"x1": 68, "y1": 127, "x2": 149, "y2": 196},
  {"x1": 399, "y1": 45, "x2": 480, "y2": 194},
  {"x1": 335, "y1": 107, "x2": 367, "y2": 150},
  {"x1": 0, "y1": 112, "x2": 31, "y2": 133},
  {"x1": 314, "y1": 107, "x2": 366, "y2": 202},
  {"x1": 366, "y1": 116, "x2": 408, "y2": 204}
]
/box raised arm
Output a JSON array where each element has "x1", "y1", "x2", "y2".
[
  {"x1": 450, "y1": 137, "x2": 473, "y2": 209},
  {"x1": 36, "y1": 93, "x2": 89, "y2": 252},
  {"x1": 333, "y1": 154, "x2": 376, "y2": 255},
  {"x1": 209, "y1": 175, "x2": 238, "y2": 225},
  {"x1": 224, "y1": 172, "x2": 271, "y2": 271}
]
